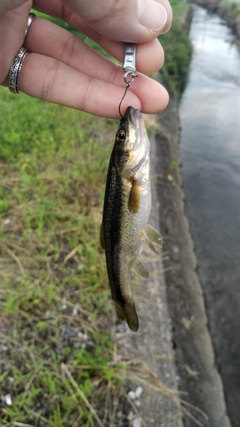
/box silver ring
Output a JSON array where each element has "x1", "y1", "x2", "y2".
[
  {"x1": 8, "y1": 47, "x2": 29, "y2": 94},
  {"x1": 24, "y1": 13, "x2": 36, "y2": 40}
]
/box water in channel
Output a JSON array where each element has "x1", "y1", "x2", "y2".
[{"x1": 179, "y1": 5, "x2": 240, "y2": 426}]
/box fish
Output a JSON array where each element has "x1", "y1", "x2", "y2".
[{"x1": 100, "y1": 106, "x2": 162, "y2": 332}]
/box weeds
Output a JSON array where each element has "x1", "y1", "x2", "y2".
[
  {"x1": 220, "y1": 0, "x2": 240, "y2": 22},
  {"x1": 160, "y1": 1, "x2": 193, "y2": 96},
  {"x1": 0, "y1": 87, "x2": 121, "y2": 426}
]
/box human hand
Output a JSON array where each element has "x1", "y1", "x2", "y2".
[{"x1": 0, "y1": 0, "x2": 172, "y2": 118}]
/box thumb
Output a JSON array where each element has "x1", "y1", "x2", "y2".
[{"x1": 62, "y1": 0, "x2": 172, "y2": 42}]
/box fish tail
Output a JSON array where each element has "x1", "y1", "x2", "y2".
[{"x1": 114, "y1": 302, "x2": 139, "y2": 332}]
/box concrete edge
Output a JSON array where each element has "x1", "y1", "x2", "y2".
[{"x1": 155, "y1": 98, "x2": 231, "y2": 427}]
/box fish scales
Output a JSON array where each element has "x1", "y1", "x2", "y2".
[{"x1": 100, "y1": 106, "x2": 162, "y2": 332}]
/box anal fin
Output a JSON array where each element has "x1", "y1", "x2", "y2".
[
  {"x1": 143, "y1": 233, "x2": 159, "y2": 255},
  {"x1": 132, "y1": 258, "x2": 149, "y2": 278}
]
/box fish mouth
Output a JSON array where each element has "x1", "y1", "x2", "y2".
[{"x1": 124, "y1": 106, "x2": 142, "y2": 126}]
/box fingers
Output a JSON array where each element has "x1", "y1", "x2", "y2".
[
  {"x1": 0, "y1": 0, "x2": 29, "y2": 15},
  {"x1": 19, "y1": 52, "x2": 168, "y2": 118},
  {"x1": 25, "y1": 17, "x2": 164, "y2": 75},
  {"x1": 2, "y1": 1, "x2": 170, "y2": 117},
  {"x1": 32, "y1": 1, "x2": 168, "y2": 73},
  {"x1": 0, "y1": 1, "x2": 31, "y2": 83},
  {"x1": 4, "y1": 41, "x2": 168, "y2": 117},
  {"x1": 128, "y1": 75, "x2": 169, "y2": 116},
  {"x1": 33, "y1": 0, "x2": 172, "y2": 43},
  {"x1": 20, "y1": 16, "x2": 168, "y2": 117},
  {"x1": 154, "y1": 0, "x2": 172, "y2": 34},
  {"x1": 61, "y1": 0, "x2": 171, "y2": 41},
  {"x1": 84, "y1": 37, "x2": 165, "y2": 75}
]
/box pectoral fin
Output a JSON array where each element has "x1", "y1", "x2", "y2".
[{"x1": 128, "y1": 179, "x2": 141, "y2": 214}]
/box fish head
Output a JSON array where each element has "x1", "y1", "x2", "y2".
[{"x1": 113, "y1": 106, "x2": 150, "y2": 175}]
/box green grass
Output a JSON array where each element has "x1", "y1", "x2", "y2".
[
  {"x1": 169, "y1": 0, "x2": 191, "y2": 20},
  {"x1": 0, "y1": 87, "x2": 128, "y2": 426},
  {"x1": 220, "y1": 0, "x2": 240, "y2": 21},
  {"x1": 33, "y1": 4, "x2": 192, "y2": 98},
  {"x1": 160, "y1": 0, "x2": 193, "y2": 96}
]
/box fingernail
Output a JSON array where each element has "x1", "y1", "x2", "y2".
[{"x1": 138, "y1": 0, "x2": 167, "y2": 33}]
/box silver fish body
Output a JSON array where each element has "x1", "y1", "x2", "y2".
[{"x1": 100, "y1": 106, "x2": 162, "y2": 332}]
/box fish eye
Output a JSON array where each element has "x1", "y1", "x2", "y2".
[{"x1": 116, "y1": 130, "x2": 126, "y2": 142}]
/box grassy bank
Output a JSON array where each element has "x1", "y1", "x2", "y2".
[
  {"x1": 160, "y1": 0, "x2": 193, "y2": 96},
  {"x1": 220, "y1": 0, "x2": 240, "y2": 21},
  {"x1": 0, "y1": 3, "x2": 193, "y2": 426},
  {"x1": 0, "y1": 89, "x2": 129, "y2": 426},
  {"x1": 193, "y1": 0, "x2": 240, "y2": 33}
]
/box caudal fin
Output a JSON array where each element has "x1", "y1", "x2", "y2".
[{"x1": 114, "y1": 302, "x2": 139, "y2": 332}]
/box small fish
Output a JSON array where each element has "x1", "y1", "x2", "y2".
[{"x1": 100, "y1": 106, "x2": 162, "y2": 332}]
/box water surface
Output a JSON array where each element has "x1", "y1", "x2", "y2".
[{"x1": 179, "y1": 6, "x2": 240, "y2": 425}]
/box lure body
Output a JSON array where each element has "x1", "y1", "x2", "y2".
[{"x1": 100, "y1": 106, "x2": 162, "y2": 331}]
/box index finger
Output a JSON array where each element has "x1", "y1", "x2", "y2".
[
  {"x1": 32, "y1": 0, "x2": 167, "y2": 74},
  {"x1": 33, "y1": 0, "x2": 172, "y2": 42}
]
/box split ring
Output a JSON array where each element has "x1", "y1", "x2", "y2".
[{"x1": 123, "y1": 71, "x2": 138, "y2": 87}]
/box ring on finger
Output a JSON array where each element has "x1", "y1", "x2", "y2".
[
  {"x1": 7, "y1": 13, "x2": 36, "y2": 94},
  {"x1": 8, "y1": 47, "x2": 29, "y2": 94},
  {"x1": 24, "y1": 12, "x2": 36, "y2": 41}
]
